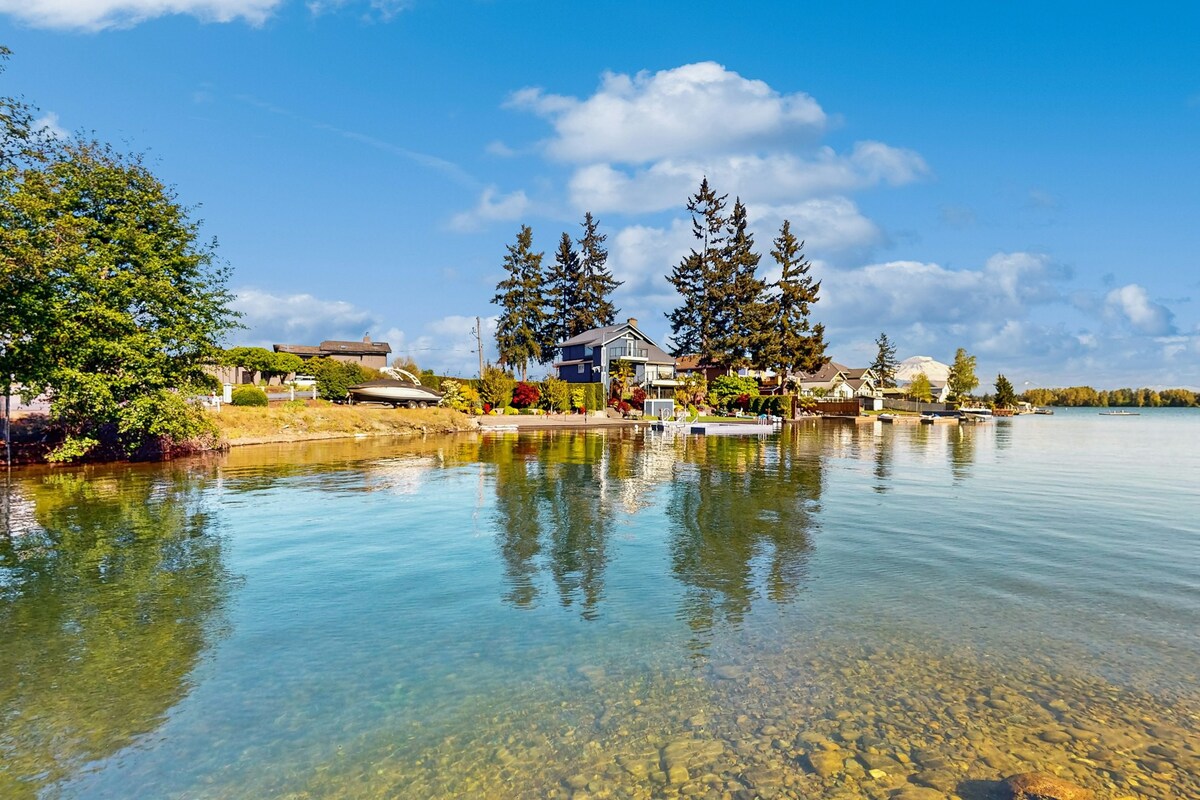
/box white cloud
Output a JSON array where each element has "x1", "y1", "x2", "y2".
[
  {"x1": 229, "y1": 288, "x2": 379, "y2": 348},
  {"x1": 566, "y1": 144, "x2": 927, "y2": 214},
  {"x1": 33, "y1": 112, "x2": 67, "y2": 140},
  {"x1": 820, "y1": 251, "x2": 1068, "y2": 329},
  {"x1": 751, "y1": 197, "x2": 882, "y2": 257},
  {"x1": 509, "y1": 62, "x2": 826, "y2": 164},
  {"x1": 1104, "y1": 284, "x2": 1176, "y2": 336},
  {"x1": 448, "y1": 187, "x2": 531, "y2": 232},
  {"x1": 0, "y1": 0, "x2": 281, "y2": 29},
  {"x1": 388, "y1": 315, "x2": 497, "y2": 377}
]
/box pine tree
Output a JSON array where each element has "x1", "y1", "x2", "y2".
[
  {"x1": 667, "y1": 178, "x2": 726, "y2": 360},
  {"x1": 575, "y1": 212, "x2": 621, "y2": 333},
  {"x1": 492, "y1": 225, "x2": 546, "y2": 381},
  {"x1": 712, "y1": 199, "x2": 767, "y2": 370},
  {"x1": 871, "y1": 332, "x2": 899, "y2": 388},
  {"x1": 757, "y1": 220, "x2": 828, "y2": 379},
  {"x1": 994, "y1": 374, "x2": 1016, "y2": 408},
  {"x1": 542, "y1": 231, "x2": 580, "y2": 361}
]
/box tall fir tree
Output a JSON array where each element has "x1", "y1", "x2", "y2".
[
  {"x1": 757, "y1": 219, "x2": 828, "y2": 379},
  {"x1": 870, "y1": 332, "x2": 899, "y2": 388},
  {"x1": 574, "y1": 212, "x2": 621, "y2": 333},
  {"x1": 492, "y1": 225, "x2": 547, "y2": 381},
  {"x1": 712, "y1": 199, "x2": 767, "y2": 369},
  {"x1": 541, "y1": 231, "x2": 580, "y2": 362},
  {"x1": 667, "y1": 178, "x2": 726, "y2": 360}
]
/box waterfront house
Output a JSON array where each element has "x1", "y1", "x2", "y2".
[
  {"x1": 274, "y1": 335, "x2": 392, "y2": 369},
  {"x1": 554, "y1": 318, "x2": 679, "y2": 398}
]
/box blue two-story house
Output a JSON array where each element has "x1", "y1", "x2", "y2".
[{"x1": 554, "y1": 318, "x2": 679, "y2": 398}]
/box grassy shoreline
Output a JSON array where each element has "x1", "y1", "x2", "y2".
[{"x1": 210, "y1": 404, "x2": 476, "y2": 446}]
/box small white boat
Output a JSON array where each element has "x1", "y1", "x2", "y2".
[
  {"x1": 920, "y1": 413, "x2": 937, "y2": 424},
  {"x1": 879, "y1": 413, "x2": 896, "y2": 423},
  {"x1": 1099, "y1": 410, "x2": 1140, "y2": 416}
]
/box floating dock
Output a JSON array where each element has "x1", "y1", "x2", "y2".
[{"x1": 688, "y1": 422, "x2": 782, "y2": 436}]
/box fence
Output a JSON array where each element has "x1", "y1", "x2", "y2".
[
  {"x1": 815, "y1": 399, "x2": 862, "y2": 416},
  {"x1": 883, "y1": 399, "x2": 951, "y2": 413}
]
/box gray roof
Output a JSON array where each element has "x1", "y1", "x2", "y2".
[{"x1": 559, "y1": 324, "x2": 624, "y2": 348}]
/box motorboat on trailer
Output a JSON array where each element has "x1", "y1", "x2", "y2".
[{"x1": 348, "y1": 367, "x2": 443, "y2": 408}]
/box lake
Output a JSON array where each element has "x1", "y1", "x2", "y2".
[{"x1": 2, "y1": 409, "x2": 1198, "y2": 799}]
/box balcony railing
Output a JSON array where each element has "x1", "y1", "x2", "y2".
[{"x1": 608, "y1": 344, "x2": 648, "y2": 361}]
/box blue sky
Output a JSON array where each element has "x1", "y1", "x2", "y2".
[{"x1": 4, "y1": 2, "x2": 1199, "y2": 388}]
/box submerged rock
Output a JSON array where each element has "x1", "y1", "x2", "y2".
[{"x1": 1004, "y1": 771, "x2": 1093, "y2": 800}]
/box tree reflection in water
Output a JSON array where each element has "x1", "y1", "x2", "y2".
[
  {"x1": 667, "y1": 428, "x2": 821, "y2": 644},
  {"x1": 0, "y1": 468, "x2": 231, "y2": 799},
  {"x1": 487, "y1": 429, "x2": 823, "y2": 641}
]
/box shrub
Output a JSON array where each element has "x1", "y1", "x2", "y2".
[
  {"x1": 308, "y1": 356, "x2": 370, "y2": 401},
  {"x1": 617, "y1": 400, "x2": 631, "y2": 414},
  {"x1": 231, "y1": 386, "x2": 269, "y2": 407},
  {"x1": 512, "y1": 381, "x2": 541, "y2": 408},
  {"x1": 570, "y1": 386, "x2": 585, "y2": 411},
  {"x1": 631, "y1": 387, "x2": 646, "y2": 409},
  {"x1": 712, "y1": 374, "x2": 759, "y2": 406}
]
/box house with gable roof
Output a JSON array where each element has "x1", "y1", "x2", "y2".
[{"x1": 554, "y1": 318, "x2": 679, "y2": 397}]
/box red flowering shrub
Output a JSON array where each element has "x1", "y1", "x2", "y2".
[
  {"x1": 735, "y1": 393, "x2": 751, "y2": 410},
  {"x1": 511, "y1": 382, "x2": 540, "y2": 408},
  {"x1": 631, "y1": 387, "x2": 646, "y2": 409},
  {"x1": 618, "y1": 400, "x2": 632, "y2": 414}
]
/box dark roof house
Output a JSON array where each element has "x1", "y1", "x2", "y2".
[{"x1": 274, "y1": 335, "x2": 392, "y2": 368}]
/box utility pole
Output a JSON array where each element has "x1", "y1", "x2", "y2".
[{"x1": 475, "y1": 316, "x2": 484, "y2": 379}]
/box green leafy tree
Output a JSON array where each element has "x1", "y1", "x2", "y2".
[
  {"x1": 710, "y1": 374, "x2": 759, "y2": 407},
  {"x1": 667, "y1": 178, "x2": 726, "y2": 360},
  {"x1": 541, "y1": 376, "x2": 571, "y2": 413},
  {"x1": 574, "y1": 212, "x2": 621, "y2": 332},
  {"x1": 994, "y1": 374, "x2": 1016, "y2": 408},
  {"x1": 756, "y1": 220, "x2": 828, "y2": 379},
  {"x1": 712, "y1": 199, "x2": 767, "y2": 370},
  {"x1": 947, "y1": 347, "x2": 979, "y2": 401},
  {"x1": 438, "y1": 379, "x2": 469, "y2": 411},
  {"x1": 610, "y1": 359, "x2": 635, "y2": 401},
  {"x1": 479, "y1": 364, "x2": 515, "y2": 409},
  {"x1": 870, "y1": 332, "x2": 899, "y2": 389},
  {"x1": 309, "y1": 357, "x2": 368, "y2": 401},
  {"x1": 493, "y1": 225, "x2": 547, "y2": 380},
  {"x1": 908, "y1": 372, "x2": 933, "y2": 403},
  {"x1": 2, "y1": 136, "x2": 238, "y2": 460}
]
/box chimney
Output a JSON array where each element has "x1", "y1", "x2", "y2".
[
  {"x1": 363, "y1": 333, "x2": 371, "y2": 343},
  {"x1": 627, "y1": 317, "x2": 638, "y2": 328}
]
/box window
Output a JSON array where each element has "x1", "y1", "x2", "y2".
[{"x1": 578, "y1": 364, "x2": 584, "y2": 375}]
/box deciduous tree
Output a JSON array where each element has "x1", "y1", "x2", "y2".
[
  {"x1": 908, "y1": 372, "x2": 933, "y2": 403},
  {"x1": 947, "y1": 348, "x2": 979, "y2": 401}
]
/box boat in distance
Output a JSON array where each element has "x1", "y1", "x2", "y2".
[{"x1": 1099, "y1": 410, "x2": 1140, "y2": 416}]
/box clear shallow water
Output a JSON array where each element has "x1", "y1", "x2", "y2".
[{"x1": 1, "y1": 409, "x2": 1198, "y2": 799}]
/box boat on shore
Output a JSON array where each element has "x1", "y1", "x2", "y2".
[{"x1": 348, "y1": 367, "x2": 443, "y2": 408}]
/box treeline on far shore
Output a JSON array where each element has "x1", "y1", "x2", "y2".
[{"x1": 1021, "y1": 387, "x2": 1198, "y2": 408}]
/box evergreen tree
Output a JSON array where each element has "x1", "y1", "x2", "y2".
[
  {"x1": 712, "y1": 199, "x2": 767, "y2": 370},
  {"x1": 948, "y1": 347, "x2": 979, "y2": 401},
  {"x1": 542, "y1": 231, "x2": 580, "y2": 361},
  {"x1": 757, "y1": 219, "x2": 828, "y2": 379},
  {"x1": 574, "y1": 212, "x2": 621, "y2": 333},
  {"x1": 492, "y1": 225, "x2": 546, "y2": 381},
  {"x1": 994, "y1": 374, "x2": 1016, "y2": 407},
  {"x1": 667, "y1": 178, "x2": 726, "y2": 360},
  {"x1": 871, "y1": 332, "x2": 899, "y2": 388}
]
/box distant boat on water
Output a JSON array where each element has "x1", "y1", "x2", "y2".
[{"x1": 1099, "y1": 410, "x2": 1140, "y2": 416}]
